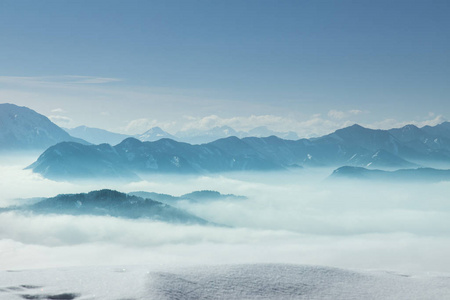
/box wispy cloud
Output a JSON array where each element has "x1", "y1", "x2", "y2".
[
  {"x1": 51, "y1": 108, "x2": 66, "y2": 113},
  {"x1": 121, "y1": 112, "x2": 447, "y2": 138},
  {"x1": 367, "y1": 115, "x2": 447, "y2": 130},
  {"x1": 0, "y1": 75, "x2": 122, "y2": 87},
  {"x1": 49, "y1": 115, "x2": 73, "y2": 124},
  {"x1": 327, "y1": 109, "x2": 364, "y2": 120}
]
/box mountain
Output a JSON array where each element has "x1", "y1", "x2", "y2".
[
  {"x1": 330, "y1": 166, "x2": 450, "y2": 182},
  {"x1": 0, "y1": 103, "x2": 88, "y2": 151},
  {"x1": 28, "y1": 137, "x2": 283, "y2": 180},
  {"x1": 65, "y1": 126, "x2": 130, "y2": 145},
  {"x1": 422, "y1": 121, "x2": 450, "y2": 139},
  {"x1": 2, "y1": 189, "x2": 209, "y2": 224},
  {"x1": 175, "y1": 126, "x2": 239, "y2": 144},
  {"x1": 175, "y1": 125, "x2": 300, "y2": 144},
  {"x1": 181, "y1": 190, "x2": 246, "y2": 201},
  {"x1": 27, "y1": 142, "x2": 140, "y2": 181},
  {"x1": 28, "y1": 123, "x2": 450, "y2": 181},
  {"x1": 129, "y1": 190, "x2": 246, "y2": 205},
  {"x1": 135, "y1": 127, "x2": 177, "y2": 142},
  {"x1": 247, "y1": 126, "x2": 299, "y2": 140}
]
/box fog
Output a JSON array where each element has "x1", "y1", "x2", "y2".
[{"x1": 1, "y1": 156, "x2": 450, "y2": 274}]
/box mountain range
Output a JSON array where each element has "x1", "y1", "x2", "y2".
[
  {"x1": 3, "y1": 103, "x2": 450, "y2": 181},
  {"x1": 0, "y1": 103, "x2": 88, "y2": 151},
  {"x1": 28, "y1": 122, "x2": 450, "y2": 180},
  {"x1": 1, "y1": 189, "x2": 209, "y2": 224},
  {"x1": 65, "y1": 125, "x2": 300, "y2": 145}
]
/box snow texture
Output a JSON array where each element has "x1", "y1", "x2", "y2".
[{"x1": 1, "y1": 264, "x2": 450, "y2": 299}]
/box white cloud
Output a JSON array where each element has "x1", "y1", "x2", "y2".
[
  {"x1": 177, "y1": 114, "x2": 355, "y2": 138},
  {"x1": 366, "y1": 115, "x2": 447, "y2": 130},
  {"x1": 0, "y1": 75, "x2": 122, "y2": 86},
  {"x1": 51, "y1": 108, "x2": 66, "y2": 113},
  {"x1": 122, "y1": 118, "x2": 178, "y2": 134},
  {"x1": 49, "y1": 115, "x2": 73, "y2": 124},
  {"x1": 1, "y1": 164, "x2": 450, "y2": 272},
  {"x1": 124, "y1": 118, "x2": 158, "y2": 133},
  {"x1": 328, "y1": 109, "x2": 365, "y2": 120},
  {"x1": 349, "y1": 109, "x2": 363, "y2": 115},
  {"x1": 327, "y1": 110, "x2": 346, "y2": 120}
]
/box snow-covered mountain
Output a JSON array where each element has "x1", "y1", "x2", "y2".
[
  {"x1": 65, "y1": 125, "x2": 130, "y2": 145},
  {"x1": 135, "y1": 126, "x2": 177, "y2": 142},
  {"x1": 0, "y1": 103, "x2": 88, "y2": 151}
]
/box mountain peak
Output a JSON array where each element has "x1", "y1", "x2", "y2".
[
  {"x1": 136, "y1": 127, "x2": 176, "y2": 142},
  {"x1": 0, "y1": 103, "x2": 88, "y2": 150}
]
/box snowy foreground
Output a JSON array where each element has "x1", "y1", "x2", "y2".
[{"x1": 1, "y1": 264, "x2": 450, "y2": 300}]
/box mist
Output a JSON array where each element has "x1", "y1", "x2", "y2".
[{"x1": 1, "y1": 157, "x2": 450, "y2": 274}]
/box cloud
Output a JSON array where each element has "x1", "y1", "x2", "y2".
[
  {"x1": 0, "y1": 75, "x2": 122, "y2": 87},
  {"x1": 366, "y1": 114, "x2": 447, "y2": 130},
  {"x1": 349, "y1": 109, "x2": 363, "y2": 115},
  {"x1": 328, "y1": 109, "x2": 364, "y2": 120},
  {"x1": 180, "y1": 115, "x2": 291, "y2": 132},
  {"x1": 1, "y1": 165, "x2": 450, "y2": 272},
  {"x1": 177, "y1": 114, "x2": 355, "y2": 138},
  {"x1": 327, "y1": 110, "x2": 346, "y2": 120},
  {"x1": 122, "y1": 118, "x2": 178, "y2": 134},
  {"x1": 51, "y1": 108, "x2": 66, "y2": 113},
  {"x1": 123, "y1": 118, "x2": 159, "y2": 134},
  {"x1": 49, "y1": 115, "x2": 73, "y2": 124}
]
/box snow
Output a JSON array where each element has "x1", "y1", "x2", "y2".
[
  {"x1": 172, "y1": 156, "x2": 180, "y2": 167},
  {"x1": 348, "y1": 153, "x2": 357, "y2": 161},
  {"x1": 1, "y1": 264, "x2": 449, "y2": 299}
]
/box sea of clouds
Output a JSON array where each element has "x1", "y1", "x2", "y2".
[{"x1": 1, "y1": 155, "x2": 450, "y2": 275}]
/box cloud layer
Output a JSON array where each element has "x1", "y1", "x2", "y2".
[{"x1": 1, "y1": 160, "x2": 450, "y2": 273}]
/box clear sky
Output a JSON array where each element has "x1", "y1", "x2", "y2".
[{"x1": 0, "y1": 0, "x2": 449, "y2": 136}]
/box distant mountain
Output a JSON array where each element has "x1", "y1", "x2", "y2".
[
  {"x1": 247, "y1": 126, "x2": 299, "y2": 140},
  {"x1": 135, "y1": 127, "x2": 177, "y2": 142},
  {"x1": 175, "y1": 126, "x2": 239, "y2": 144},
  {"x1": 28, "y1": 137, "x2": 283, "y2": 180},
  {"x1": 65, "y1": 126, "x2": 130, "y2": 145},
  {"x1": 2, "y1": 189, "x2": 209, "y2": 224},
  {"x1": 0, "y1": 103, "x2": 88, "y2": 151},
  {"x1": 330, "y1": 166, "x2": 450, "y2": 182},
  {"x1": 175, "y1": 125, "x2": 299, "y2": 144},
  {"x1": 129, "y1": 190, "x2": 246, "y2": 205},
  {"x1": 422, "y1": 122, "x2": 450, "y2": 139},
  {"x1": 27, "y1": 142, "x2": 141, "y2": 181},
  {"x1": 28, "y1": 122, "x2": 450, "y2": 181},
  {"x1": 181, "y1": 190, "x2": 246, "y2": 201},
  {"x1": 63, "y1": 124, "x2": 300, "y2": 145}
]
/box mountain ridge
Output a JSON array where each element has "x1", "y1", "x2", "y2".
[
  {"x1": 0, "y1": 103, "x2": 89, "y2": 151},
  {"x1": 28, "y1": 122, "x2": 450, "y2": 180},
  {"x1": 1, "y1": 189, "x2": 210, "y2": 224}
]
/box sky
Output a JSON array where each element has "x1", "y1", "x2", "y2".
[{"x1": 0, "y1": 0, "x2": 449, "y2": 136}]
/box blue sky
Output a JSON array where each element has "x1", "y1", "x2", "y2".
[{"x1": 0, "y1": 0, "x2": 449, "y2": 136}]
